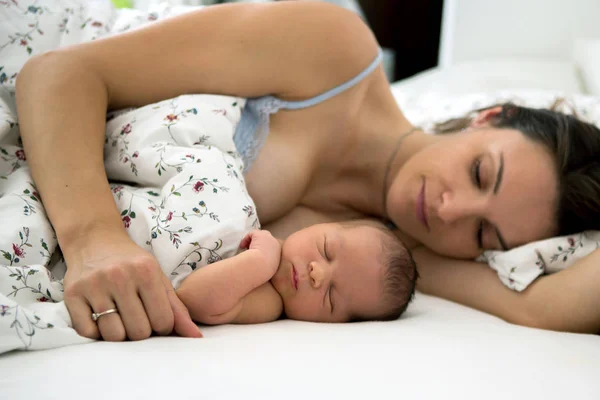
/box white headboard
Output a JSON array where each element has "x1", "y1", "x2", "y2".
[{"x1": 438, "y1": 0, "x2": 600, "y2": 68}]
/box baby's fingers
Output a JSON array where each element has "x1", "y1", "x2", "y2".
[{"x1": 239, "y1": 232, "x2": 254, "y2": 249}]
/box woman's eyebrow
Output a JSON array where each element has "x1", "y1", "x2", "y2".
[{"x1": 492, "y1": 152, "x2": 508, "y2": 250}]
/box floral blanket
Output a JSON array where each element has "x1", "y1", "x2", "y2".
[{"x1": 0, "y1": 0, "x2": 258, "y2": 353}]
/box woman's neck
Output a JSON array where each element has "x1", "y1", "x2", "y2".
[{"x1": 337, "y1": 119, "x2": 435, "y2": 219}]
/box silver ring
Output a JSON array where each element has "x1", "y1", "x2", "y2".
[{"x1": 92, "y1": 308, "x2": 118, "y2": 322}]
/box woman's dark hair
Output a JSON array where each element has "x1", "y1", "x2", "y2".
[{"x1": 435, "y1": 101, "x2": 600, "y2": 236}]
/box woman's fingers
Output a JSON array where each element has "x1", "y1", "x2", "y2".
[
  {"x1": 162, "y1": 275, "x2": 203, "y2": 338},
  {"x1": 113, "y1": 293, "x2": 152, "y2": 341},
  {"x1": 139, "y1": 271, "x2": 174, "y2": 336},
  {"x1": 62, "y1": 240, "x2": 199, "y2": 341},
  {"x1": 64, "y1": 294, "x2": 100, "y2": 340},
  {"x1": 90, "y1": 299, "x2": 126, "y2": 342}
]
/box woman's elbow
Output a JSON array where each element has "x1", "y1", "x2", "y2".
[{"x1": 17, "y1": 50, "x2": 68, "y2": 90}]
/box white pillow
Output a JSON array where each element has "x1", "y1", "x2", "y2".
[
  {"x1": 573, "y1": 38, "x2": 600, "y2": 96},
  {"x1": 392, "y1": 59, "x2": 584, "y2": 95}
]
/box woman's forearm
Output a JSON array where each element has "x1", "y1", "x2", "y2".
[
  {"x1": 414, "y1": 246, "x2": 600, "y2": 333},
  {"x1": 524, "y1": 248, "x2": 600, "y2": 333},
  {"x1": 16, "y1": 51, "x2": 128, "y2": 261}
]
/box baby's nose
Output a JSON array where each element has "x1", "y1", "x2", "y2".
[{"x1": 309, "y1": 261, "x2": 324, "y2": 289}]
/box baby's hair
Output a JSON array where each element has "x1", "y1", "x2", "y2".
[{"x1": 339, "y1": 220, "x2": 419, "y2": 321}]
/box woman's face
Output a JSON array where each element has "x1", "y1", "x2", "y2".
[{"x1": 387, "y1": 126, "x2": 559, "y2": 259}]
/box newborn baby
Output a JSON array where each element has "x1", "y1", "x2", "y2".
[{"x1": 177, "y1": 219, "x2": 418, "y2": 324}]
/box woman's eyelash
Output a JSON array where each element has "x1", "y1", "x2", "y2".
[
  {"x1": 477, "y1": 220, "x2": 484, "y2": 248},
  {"x1": 472, "y1": 159, "x2": 482, "y2": 188},
  {"x1": 324, "y1": 236, "x2": 330, "y2": 261}
]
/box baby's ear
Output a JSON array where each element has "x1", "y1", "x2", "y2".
[{"x1": 470, "y1": 106, "x2": 503, "y2": 128}]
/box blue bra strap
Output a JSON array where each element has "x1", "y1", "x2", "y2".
[{"x1": 277, "y1": 49, "x2": 383, "y2": 110}]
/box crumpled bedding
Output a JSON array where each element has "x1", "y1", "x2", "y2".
[
  {"x1": 0, "y1": 0, "x2": 258, "y2": 353},
  {"x1": 0, "y1": 91, "x2": 258, "y2": 353}
]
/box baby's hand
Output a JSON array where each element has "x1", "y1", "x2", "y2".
[{"x1": 239, "y1": 230, "x2": 281, "y2": 275}]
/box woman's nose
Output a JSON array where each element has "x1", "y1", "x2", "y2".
[
  {"x1": 309, "y1": 261, "x2": 324, "y2": 289},
  {"x1": 436, "y1": 190, "x2": 487, "y2": 224}
]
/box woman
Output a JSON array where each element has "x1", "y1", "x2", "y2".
[{"x1": 15, "y1": 1, "x2": 600, "y2": 341}]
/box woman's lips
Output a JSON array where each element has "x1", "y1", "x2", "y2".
[
  {"x1": 291, "y1": 265, "x2": 298, "y2": 290},
  {"x1": 417, "y1": 179, "x2": 430, "y2": 231}
]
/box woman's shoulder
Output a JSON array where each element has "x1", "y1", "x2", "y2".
[{"x1": 268, "y1": 1, "x2": 381, "y2": 100}]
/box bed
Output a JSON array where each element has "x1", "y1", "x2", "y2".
[{"x1": 1, "y1": 1, "x2": 600, "y2": 399}]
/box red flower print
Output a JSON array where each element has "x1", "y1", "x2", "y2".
[
  {"x1": 132, "y1": 151, "x2": 139, "y2": 158},
  {"x1": 123, "y1": 157, "x2": 129, "y2": 163},
  {"x1": 12, "y1": 243, "x2": 24, "y2": 257},
  {"x1": 37, "y1": 297, "x2": 50, "y2": 302},
  {"x1": 122, "y1": 123, "x2": 132, "y2": 134},
  {"x1": 148, "y1": 13, "x2": 158, "y2": 21},
  {"x1": 20, "y1": 39, "x2": 27, "y2": 46},
  {"x1": 166, "y1": 211, "x2": 173, "y2": 222},
  {"x1": 193, "y1": 182, "x2": 205, "y2": 193},
  {"x1": 165, "y1": 114, "x2": 178, "y2": 122},
  {"x1": 568, "y1": 238, "x2": 575, "y2": 247},
  {"x1": 148, "y1": 206, "x2": 156, "y2": 212},
  {"x1": 91, "y1": 21, "x2": 103, "y2": 27},
  {"x1": 32, "y1": 191, "x2": 39, "y2": 199},
  {"x1": 112, "y1": 185, "x2": 124, "y2": 193},
  {"x1": 212, "y1": 109, "x2": 227, "y2": 116},
  {"x1": 122, "y1": 215, "x2": 131, "y2": 228},
  {"x1": 15, "y1": 149, "x2": 26, "y2": 160}
]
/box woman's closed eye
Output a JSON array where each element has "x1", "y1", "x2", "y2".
[
  {"x1": 472, "y1": 158, "x2": 482, "y2": 188},
  {"x1": 472, "y1": 158, "x2": 491, "y2": 249},
  {"x1": 476, "y1": 220, "x2": 484, "y2": 249}
]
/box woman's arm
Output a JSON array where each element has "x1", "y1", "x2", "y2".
[
  {"x1": 47, "y1": 2, "x2": 378, "y2": 110},
  {"x1": 414, "y1": 247, "x2": 600, "y2": 333},
  {"x1": 15, "y1": 1, "x2": 377, "y2": 341}
]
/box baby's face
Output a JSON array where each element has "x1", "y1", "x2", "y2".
[{"x1": 270, "y1": 223, "x2": 386, "y2": 322}]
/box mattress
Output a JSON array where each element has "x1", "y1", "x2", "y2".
[{"x1": 1, "y1": 292, "x2": 599, "y2": 400}]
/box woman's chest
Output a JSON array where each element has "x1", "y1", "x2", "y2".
[{"x1": 243, "y1": 108, "x2": 355, "y2": 226}]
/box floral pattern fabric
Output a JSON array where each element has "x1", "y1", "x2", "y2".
[{"x1": 0, "y1": 0, "x2": 258, "y2": 353}]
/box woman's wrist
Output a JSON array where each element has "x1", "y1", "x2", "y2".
[{"x1": 57, "y1": 216, "x2": 130, "y2": 268}]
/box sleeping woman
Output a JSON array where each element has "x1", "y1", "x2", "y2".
[{"x1": 15, "y1": 1, "x2": 600, "y2": 341}]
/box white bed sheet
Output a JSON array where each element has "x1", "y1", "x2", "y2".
[
  {"x1": 2, "y1": 75, "x2": 600, "y2": 400},
  {"x1": 1, "y1": 293, "x2": 599, "y2": 400}
]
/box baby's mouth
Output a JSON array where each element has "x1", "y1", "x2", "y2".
[{"x1": 292, "y1": 265, "x2": 298, "y2": 290}]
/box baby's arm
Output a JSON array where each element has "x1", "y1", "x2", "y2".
[{"x1": 176, "y1": 230, "x2": 283, "y2": 325}]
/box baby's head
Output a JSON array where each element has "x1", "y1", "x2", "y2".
[{"x1": 270, "y1": 219, "x2": 418, "y2": 323}]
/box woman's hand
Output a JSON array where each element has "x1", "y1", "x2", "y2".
[
  {"x1": 239, "y1": 230, "x2": 281, "y2": 276},
  {"x1": 63, "y1": 232, "x2": 203, "y2": 341}
]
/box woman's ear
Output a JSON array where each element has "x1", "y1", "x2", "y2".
[{"x1": 470, "y1": 106, "x2": 503, "y2": 128}]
